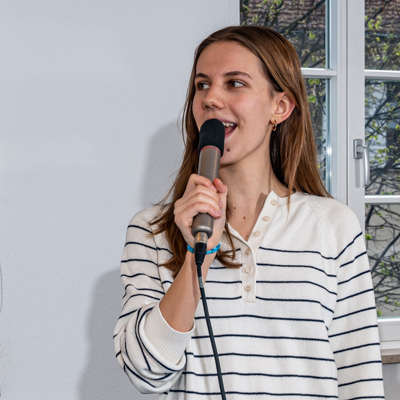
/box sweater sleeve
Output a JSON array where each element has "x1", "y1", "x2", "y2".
[
  {"x1": 113, "y1": 209, "x2": 193, "y2": 394},
  {"x1": 327, "y1": 209, "x2": 385, "y2": 400}
]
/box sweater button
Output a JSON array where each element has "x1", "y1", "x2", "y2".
[
  {"x1": 244, "y1": 266, "x2": 252, "y2": 274},
  {"x1": 271, "y1": 199, "x2": 278, "y2": 206},
  {"x1": 245, "y1": 248, "x2": 251, "y2": 255},
  {"x1": 262, "y1": 216, "x2": 270, "y2": 222},
  {"x1": 244, "y1": 285, "x2": 252, "y2": 292},
  {"x1": 253, "y1": 231, "x2": 260, "y2": 237}
]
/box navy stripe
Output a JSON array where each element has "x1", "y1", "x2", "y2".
[
  {"x1": 256, "y1": 296, "x2": 334, "y2": 314},
  {"x1": 151, "y1": 372, "x2": 174, "y2": 381},
  {"x1": 206, "y1": 280, "x2": 241, "y2": 284},
  {"x1": 169, "y1": 389, "x2": 338, "y2": 398},
  {"x1": 329, "y1": 324, "x2": 378, "y2": 339},
  {"x1": 162, "y1": 280, "x2": 173, "y2": 285},
  {"x1": 257, "y1": 262, "x2": 336, "y2": 278},
  {"x1": 123, "y1": 357, "x2": 156, "y2": 388},
  {"x1": 128, "y1": 224, "x2": 152, "y2": 234},
  {"x1": 346, "y1": 397, "x2": 385, "y2": 400},
  {"x1": 332, "y1": 307, "x2": 376, "y2": 321},
  {"x1": 136, "y1": 308, "x2": 181, "y2": 373},
  {"x1": 207, "y1": 296, "x2": 242, "y2": 301},
  {"x1": 113, "y1": 324, "x2": 125, "y2": 339},
  {"x1": 182, "y1": 370, "x2": 337, "y2": 381},
  {"x1": 121, "y1": 272, "x2": 160, "y2": 281},
  {"x1": 337, "y1": 360, "x2": 382, "y2": 370},
  {"x1": 195, "y1": 314, "x2": 324, "y2": 324},
  {"x1": 124, "y1": 283, "x2": 164, "y2": 296},
  {"x1": 185, "y1": 351, "x2": 335, "y2": 363},
  {"x1": 135, "y1": 308, "x2": 152, "y2": 372},
  {"x1": 337, "y1": 288, "x2": 374, "y2": 302},
  {"x1": 259, "y1": 246, "x2": 336, "y2": 260},
  {"x1": 192, "y1": 333, "x2": 329, "y2": 343},
  {"x1": 116, "y1": 350, "x2": 121, "y2": 357},
  {"x1": 121, "y1": 258, "x2": 158, "y2": 266},
  {"x1": 338, "y1": 269, "x2": 370, "y2": 285},
  {"x1": 119, "y1": 295, "x2": 161, "y2": 318},
  {"x1": 122, "y1": 293, "x2": 161, "y2": 309},
  {"x1": 339, "y1": 251, "x2": 367, "y2": 268},
  {"x1": 335, "y1": 232, "x2": 363, "y2": 259},
  {"x1": 259, "y1": 232, "x2": 362, "y2": 261},
  {"x1": 338, "y1": 378, "x2": 383, "y2": 387},
  {"x1": 333, "y1": 342, "x2": 380, "y2": 354},
  {"x1": 125, "y1": 241, "x2": 172, "y2": 254},
  {"x1": 256, "y1": 280, "x2": 337, "y2": 296}
]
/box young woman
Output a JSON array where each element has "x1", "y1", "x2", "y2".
[{"x1": 114, "y1": 26, "x2": 385, "y2": 399}]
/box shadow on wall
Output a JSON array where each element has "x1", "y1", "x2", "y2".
[
  {"x1": 78, "y1": 268, "x2": 149, "y2": 400},
  {"x1": 140, "y1": 120, "x2": 185, "y2": 207},
  {"x1": 78, "y1": 122, "x2": 184, "y2": 399}
]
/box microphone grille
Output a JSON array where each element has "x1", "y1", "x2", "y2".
[{"x1": 198, "y1": 119, "x2": 225, "y2": 156}]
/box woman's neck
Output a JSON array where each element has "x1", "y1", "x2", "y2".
[{"x1": 219, "y1": 160, "x2": 288, "y2": 241}]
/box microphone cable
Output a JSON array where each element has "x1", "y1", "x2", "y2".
[{"x1": 195, "y1": 245, "x2": 227, "y2": 400}]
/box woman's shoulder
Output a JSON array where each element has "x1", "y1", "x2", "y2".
[
  {"x1": 293, "y1": 192, "x2": 363, "y2": 253},
  {"x1": 127, "y1": 205, "x2": 164, "y2": 232},
  {"x1": 126, "y1": 205, "x2": 171, "y2": 251}
]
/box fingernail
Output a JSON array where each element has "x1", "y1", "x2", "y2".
[
  {"x1": 219, "y1": 201, "x2": 223, "y2": 208},
  {"x1": 220, "y1": 210, "x2": 223, "y2": 217},
  {"x1": 215, "y1": 210, "x2": 220, "y2": 216},
  {"x1": 211, "y1": 186, "x2": 217, "y2": 192}
]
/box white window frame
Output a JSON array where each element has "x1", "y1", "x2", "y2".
[{"x1": 301, "y1": 0, "x2": 400, "y2": 359}]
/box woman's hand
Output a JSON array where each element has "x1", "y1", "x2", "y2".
[{"x1": 174, "y1": 174, "x2": 227, "y2": 250}]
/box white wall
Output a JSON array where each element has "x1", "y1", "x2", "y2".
[
  {"x1": 0, "y1": 1, "x2": 398, "y2": 399},
  {"x1": 0, "y1": 1, "x2": 238, "y2": 399}
]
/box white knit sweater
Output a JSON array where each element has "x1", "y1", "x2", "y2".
[{"x1": 114, "y1": 191, "x2": 385, "y2": 400}]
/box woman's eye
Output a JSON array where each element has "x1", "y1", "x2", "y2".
[
  {"x1": 228, "y1": 80, "x2": 244, "y2": 88},
  {"x1": 196, "y1": 82, "x2": 210, "y2": 90}
]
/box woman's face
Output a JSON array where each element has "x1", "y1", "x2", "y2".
[{"x1": 192, "y1": 41, "x2": 283, "y2": 167}]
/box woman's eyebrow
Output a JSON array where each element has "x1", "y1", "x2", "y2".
[
  {"x1": 194, "y1": 71, "x2": 252, "y2": 79},
  {"x1": 224, "y1": 71, "x2": 252, "y2": 79}
]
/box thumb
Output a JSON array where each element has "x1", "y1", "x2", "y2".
[{"x1": 213, "y1": 178, "x2": 228, "y2": 206}]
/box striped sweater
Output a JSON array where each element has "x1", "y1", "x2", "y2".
[{"x1": 113, "y1": 191, "x2": 385, "y2": 400}]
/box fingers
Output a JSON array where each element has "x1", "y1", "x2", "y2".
[
  {"x1": 183, "y1": 174, "x2": 218, "y2": 196},
  {"x1": 213, "y1": 178, "x2": 227, "y2": 196},
  {"x1": 174, "y1": 184, "x2": 222, "y2": 220},
  {"x1": 174, "y1": 175, "x2": 227, "y2": 246}
]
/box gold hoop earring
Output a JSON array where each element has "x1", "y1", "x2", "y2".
[{"x1": 271, "y1": 120, "x2": 277, "y2": 131}]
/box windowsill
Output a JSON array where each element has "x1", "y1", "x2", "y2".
[{"x1": 378, "y1": 317, "x2": 400, "y2": 363}]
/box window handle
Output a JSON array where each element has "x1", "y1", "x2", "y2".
[{"x1": 353, "y1": 139, "x2": 370, "y2": 186}]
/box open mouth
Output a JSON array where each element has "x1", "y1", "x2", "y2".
[{"x1": 221, "y1": 121, "x2": 237, "y2": 136}]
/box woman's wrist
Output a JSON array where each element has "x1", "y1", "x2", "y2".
[{"x1": 187, "y1": 243, "x2": 220, "y2": 255}]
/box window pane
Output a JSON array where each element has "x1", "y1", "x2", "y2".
[
  {"x1": 365, "y1": 0, "x2": 400, "y2": 70},
  {"x1": 305, "y1": 78, "x2": 328, "y2": 187},
  {"x1": 365, "y1": 80, "x2": 400, "y2": 196},
  {"x1": 365, "y1": 203, "x2": 400, "y2": 317},
  {"x1": 241, "y1": 0, "x2": 326, "y2": 68}
]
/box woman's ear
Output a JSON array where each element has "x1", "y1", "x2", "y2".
[{"x1": 272, "y1": 93, "x2": 295, "y2": 124}]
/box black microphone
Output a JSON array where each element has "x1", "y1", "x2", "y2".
[{"x1": 192, "y1": 119, "x2": 225, "y2": 267}]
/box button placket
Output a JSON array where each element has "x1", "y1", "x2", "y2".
[{"x1": 242, "y1": 192, "x2": 279, "y2": 303}]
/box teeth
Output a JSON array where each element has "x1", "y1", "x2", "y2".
[{"x1": 222, "y1": 122, "x2": 236, "y2": 127}]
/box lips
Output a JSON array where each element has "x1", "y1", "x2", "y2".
[
  {"x1": 224, "y1": 124, "x2": 236, "y2": 136},
  {"x1": 215, "y1": 120, "x2": 237, "y2": 137}
]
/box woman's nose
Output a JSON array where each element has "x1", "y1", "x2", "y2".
[{"x1": 202, "y1": 85, "x2": 225, "y2": 109}]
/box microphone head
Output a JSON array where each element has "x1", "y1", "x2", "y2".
[{"x1": 198, "y1": 119, "x2": 225, "y2": 156}]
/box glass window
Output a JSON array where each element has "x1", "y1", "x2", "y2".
[
  {"x1": 365, "y1": 0, "x2": 400, "y2": 71},
  {"x1": 241, "y1": 0, "x2": 329, "y2": 186},
  {"x1": 365, "y1": 80, "x2": 400, "y2": 196},
  {"x1": 366, "y1": 203, "x2": 400, "y2": 317},
  {"x1": 241, "y1": 0, "x2": 327, "y2": 68}
]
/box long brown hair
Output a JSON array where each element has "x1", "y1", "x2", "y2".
[{"x1": 151, "y1": 26, "x2": 331, "y2": 277}]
